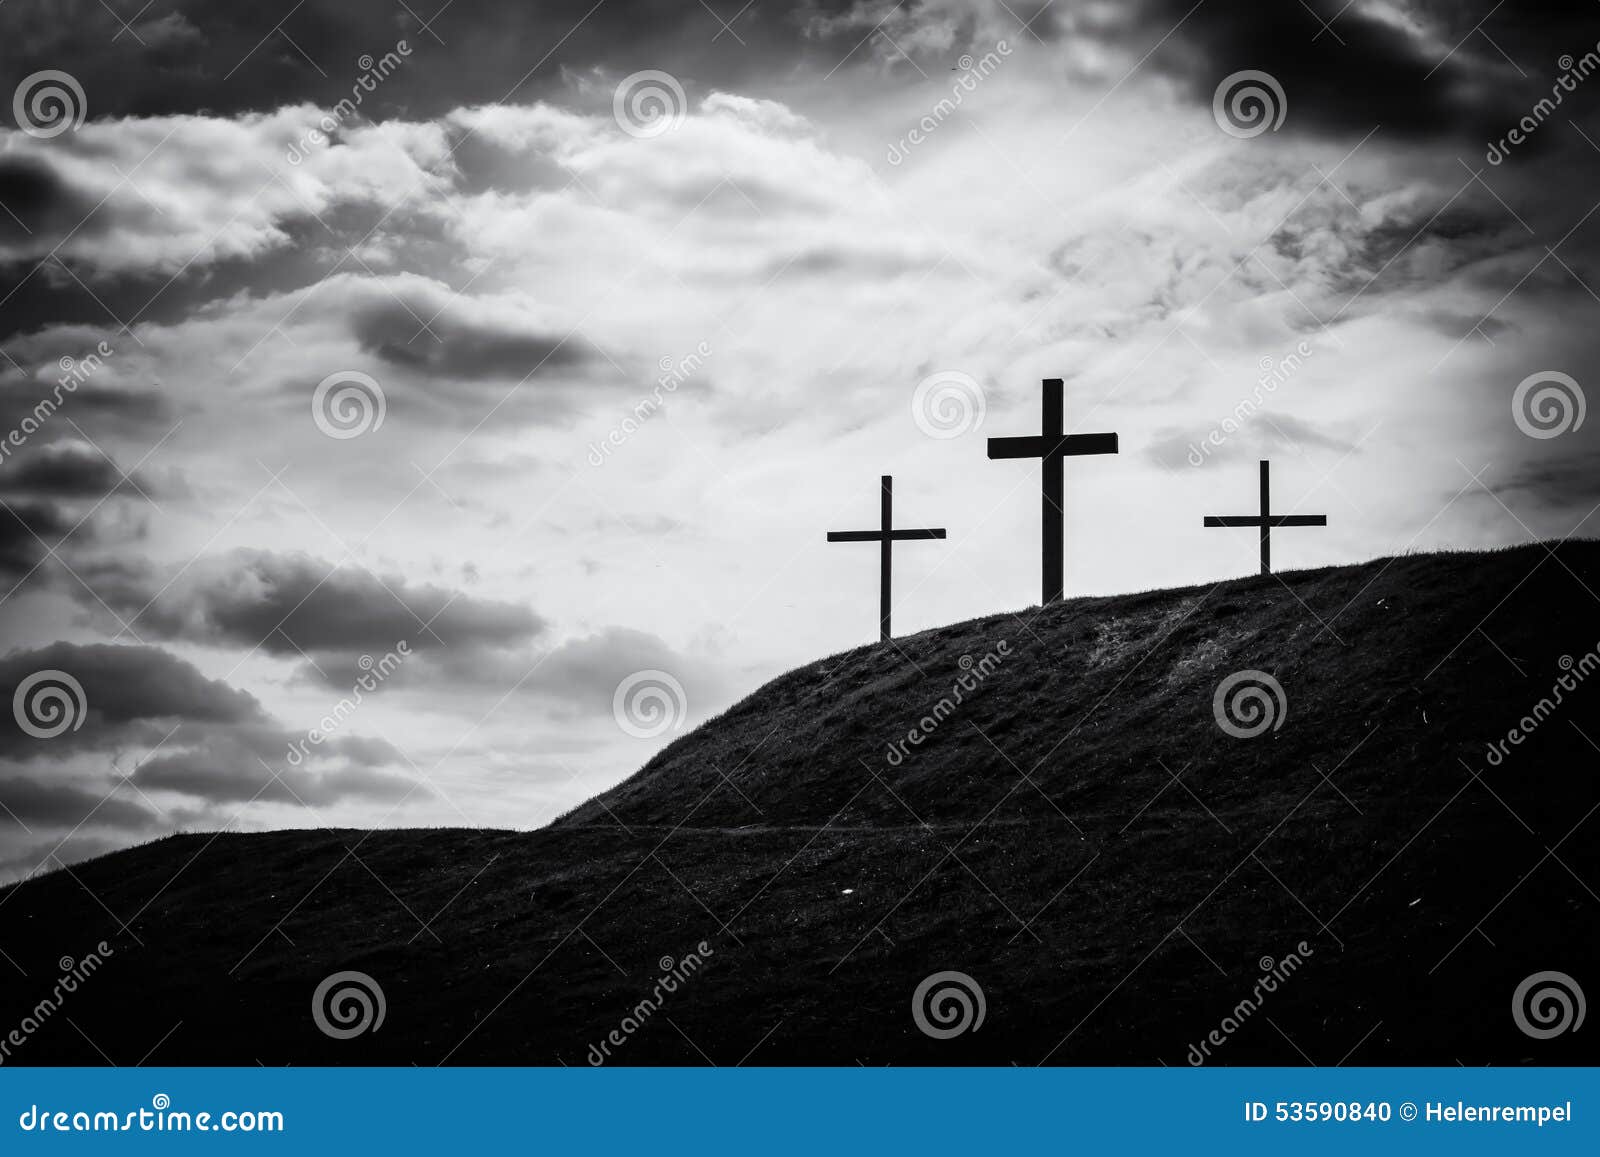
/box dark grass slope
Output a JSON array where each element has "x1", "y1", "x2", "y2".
[{"x1": 2, "y1": 542, "x2": 1598, "y2": 1066}]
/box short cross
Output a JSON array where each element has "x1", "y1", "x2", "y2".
[
  {"x1": 1203, "y1": 459, "x2": 1327, "y2": 575},
  {"x1": 986, "y1": 378, "x2": 1118, "y2": 604},
  {"x1": 826, "y1": 475, "x2": 946, "y2": 641}
]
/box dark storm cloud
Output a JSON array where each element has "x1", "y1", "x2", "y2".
[
  {"x1": 1297, "y1": 200, "x2": 1520, "y2": 297},
  {"x1": 0, "y1": 641, "x2": 263, "y2": 757},
  {"x1": 0, "y1": 0, "x2": 795, "y2": 125},
  {"x1": 0, "y1": 154, "x2": 106, "y2": 246},
  {"x1": 133, "y1": 737, "x2": 416, "y2": 806},
  {"x1": 76, "y1": 548, "x2": 545, "y2": 658},
  {"x1": 0, "y1": 372, "x2": 176, "y2": 446},
  {"x1": 0, "y1": 833, "x2": 127, "y2": 878},
  {"x1": 350, "y1": 288, "x2": 597, "y2": 383},
  {"x1": 1126, "y1": 0, "x2": 1496, "y2": 140},
  {"x1": 0, "y1": 441, "x2": 160, "y2": 500},
  {"x1": 0, "y1": 641, "x2": 421, "y2": 820},
  {"x1": 800, "y1": 0, "x2": 1600, "y2": 144},
  {"x1": 0, "y1": 499, "x2": 77, "y2": 578},
  {"x1": 1490, "y1": 452, "x2": 1600, "y2": 511},
  {"x1": 0, "y1": 776, "x2": 153, "y2": 829}
]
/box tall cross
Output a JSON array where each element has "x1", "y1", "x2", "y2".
[
  {"x1": 826, "y1": 475, "x2": 946, "y2": 641},
  {"x1": 1203, "y1": 459, "x2": 1327, "y2": 575},
  {"x1": 986, "y1": 378, "x2": 1118, "y2": 604}
]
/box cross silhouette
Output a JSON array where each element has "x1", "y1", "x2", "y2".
[
  {"x1": 826, "y1": 475, "x2": 946, "y2": 641},
  {"x1": 1203, "y1": 459, "x2": 1327, "y2": 575},
  {"x1": 987, "y1": 378, "x2": 1118, "y2": 604}
]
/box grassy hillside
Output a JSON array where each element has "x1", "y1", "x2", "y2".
[{"x1": 2, "y1": 542, "x2": 1597, "y2": 1065}]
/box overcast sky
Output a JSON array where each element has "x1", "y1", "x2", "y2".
[{"x1": 1, "y1": 0, "x2": 1597, "y2": 877}]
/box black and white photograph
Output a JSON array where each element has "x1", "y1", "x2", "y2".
[{"x1": 0, "y1": 0, "x2": 1597, "y2": 1148}]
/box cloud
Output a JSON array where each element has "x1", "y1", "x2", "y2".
[
  {"x1": 72, "y1": 549, "x2": 545, "y2": 659},
  {"x1": 396, "y1": 625, "x2": 729, "y2": 724},
  {"x1": 0, "y1": 499, "x2": 78, "y2": 578},
  {"x1": 0, "y1": 440, "x2": 165, "y2": 500},
  {"x1": 347, "y1": 273, "x2": 604, "y2": 384},
  {"x1": 0, "y1": 108, "x2": 453, "y2": 276},
  {"x1": 0, "y1": 641, "x2": 264, "y2": 757},
  {"x1": 0, "y1": 641, "x2": 424, "y2": 873},
  {"x1": 1144, "y1": 413, "x2": 1360, "y2": 471},
  {"x1": 133, "y1": 737, "x2": 417, "y2": 807},
  {"x1": 0, "y1": 776, "x2": 152, "y2": 828},
  {"x1": 1490, "y1": 453, "x2": 1600, "y2": 511}
]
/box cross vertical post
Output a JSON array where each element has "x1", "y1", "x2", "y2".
[
  {"x1": 880, "y1": 475, "x2": 892, "y2": 642},
  {"x1": 1041, "y1": 384, "x2": 1065, "y2": 604},
  {"x1": 1259, "y1": 457, "x2": 1270, "y2": 576}
]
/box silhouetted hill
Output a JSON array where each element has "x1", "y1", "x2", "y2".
[{"x1": 3, "y1": 543, "x2": 1598, "y2": 1065}]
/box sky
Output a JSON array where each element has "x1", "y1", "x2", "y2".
[{"x1": 1, "y1": 0, "x2": 1598, "y2": 877}]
